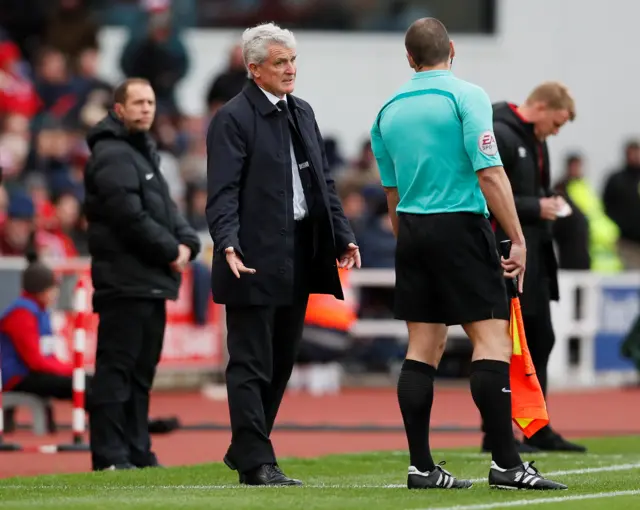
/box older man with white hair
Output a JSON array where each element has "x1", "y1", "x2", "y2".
[{"x1": 205, "y1": 23, "x2": 359, "y2": 486}]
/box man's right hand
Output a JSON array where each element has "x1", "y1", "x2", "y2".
[
  {"x1": 170, "y1": 244, "x2": 192, "y2": 272},
  {"x1": 225, "y1": 247, "x2": 256, "y2": 279},
  {"x1": 501, "y1": 242, "x2": 526, "y2": 294},
  {"x1": 539, "y1": 197, "x2": 559, "y2": 220}
]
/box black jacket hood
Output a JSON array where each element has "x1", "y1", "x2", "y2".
[
  {"x1": 493, "y1": 101, "x2": 536, "y2": 142},
  {"x1": 86, "y1": 111, "x2": 130, "y2": 149},
  {"x1": 86, "y1": 111, "x2": 156, "y2": 164}
]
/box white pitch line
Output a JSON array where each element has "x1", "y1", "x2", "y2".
[
  {"x1": 466, "y1": 461, "x2": 640, "y2": 484},
  {"x1": 417, "y1": 489, "x2": 640, "y2": 510},
  {"x1": 420, "y1": 452, "x2": 627, "y2": 460},
  {"x1": 0, "y1": 462, "x2": 639, "y2": 491}
]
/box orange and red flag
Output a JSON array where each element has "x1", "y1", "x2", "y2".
[
  {"x1": 508, "y1": 295, "x2": 549, "y2": 438},
  {"x1": 498, "y1": 239, "x2": 550, "y2": 438}
]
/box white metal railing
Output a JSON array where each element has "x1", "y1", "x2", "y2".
[
  {"x1": 2, "y1": 257, "x2": 638, "y2": 390},
  {"x1": 348, "y1": 268, "x2": 640, "y2": 390}
]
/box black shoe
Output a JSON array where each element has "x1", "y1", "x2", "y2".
[
  {"x1": 223, "y1": 453, "x2": 237, "y2": 470},
  {"x1": 241, "y1": 464, "x2": 303, "y2": 486},
  {"x1": 407, "y1": 461, "x2": 473, "y2": 489},
  {"x1": 489, "y1": 461, "x2": 568, "y2": 490},
  {"x1": 525, "y1": 429, "x2": 587, "y2": 453},
  {"x1": 224, "y1": 453, "x2": 244, "y2": 482},
  {"x1": 514, "y1": 438, "x2": 541, "y2": 453},
  {"x1": 148, "y1": 417, "x2": 180, "y2": 435},
  {"x1": 482, "y1": 436, "x2": 540, "y2": 454},
  {"x1": 135, "y1": 462, "x2": 164, "y2": 468},
  {"x1": 98, "y1": 463, "x2": 137, "y2": 471},
  {"x1": 132, "y1": 452, "x2": 162, "y2": 468}
]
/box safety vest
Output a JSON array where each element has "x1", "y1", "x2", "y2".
[
  {"x1": 0, "y1": 296, "x2": 53, "y2": 387},
  {"x1": 566, "y1": 178, "x2": 624, "y2": 273},
  {"x1": 304, "y1": 269, "x2": 357, "y2": 332}
]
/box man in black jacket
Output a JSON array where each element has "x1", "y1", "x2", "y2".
[
  {"x1": 487, "y1": 82, "x2": 585, "y2": 453},
  {"x1": 553, "y1": 154, "x2": 591, "y2": 271},
  {"x1": 603, "y1": 140, "x2": 640, "y2": 269},
  {"x1": 83, "y1": 78, "x2": 201, "y2": 471},
  {"x1": 206, "y1": 23, "x2": 359, "y2": 486}
]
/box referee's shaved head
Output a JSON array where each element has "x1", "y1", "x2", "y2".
[{"x1": 405, "y1": 18, "x2": 452, "y2": 69}]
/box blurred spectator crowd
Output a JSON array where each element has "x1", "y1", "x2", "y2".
[
  {"x1": 0, "y1": 0, "x2": 199, "y2": 260},
  {"x1": 0, "y1": 0, "x2": 639, "y2": 375},
  {"x1": 94, "y1": 0, "x2": 481, "y2": 34}
]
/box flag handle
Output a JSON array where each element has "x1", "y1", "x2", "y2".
[{"x1": 499, "y1": 240, "x2": 519, "y2": 299}]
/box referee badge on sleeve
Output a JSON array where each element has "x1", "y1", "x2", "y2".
[{"x1": 478, "y1": 130, "x2": 498, "y2": 156}]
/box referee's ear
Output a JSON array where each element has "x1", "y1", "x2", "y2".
[
  {"x1": 449, "y1": 41, "x2": 456, "y2": 64},
  {"x1": 406, "y1": 52, "x2": 417, "y2": 71}
]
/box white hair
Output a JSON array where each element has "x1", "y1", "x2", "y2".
[{"x1": 242, "y1": 23, "x2": 297, "y2": 79}]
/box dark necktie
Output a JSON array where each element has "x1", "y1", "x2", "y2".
[{"x1": 277, "y1": 99, "x2": 319, "y2": 218}]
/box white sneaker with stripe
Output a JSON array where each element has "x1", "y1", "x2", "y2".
[
  {"x1": 488, "y1": 460, "x2": 568, "y2": 490},
  {"x1": 407, "y1": 461, "x2": 473, "y2": 489}
]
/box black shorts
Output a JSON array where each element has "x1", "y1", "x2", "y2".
[{"x1": 394, "y1": 212, "x2": 509, "y2": 326}]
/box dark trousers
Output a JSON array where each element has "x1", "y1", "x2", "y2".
[
  {"x1": 12, "y1": 372, "x2": 93, "y2": 408},
  {"x1": 89, "y1": 298, "x2": 166, "y2": 469},
  {"x1": 522, "y1": 287, "x2": 555, "y2": 399},
  {"x1": 6, "y1": 372, "x2": 92, "y2": 433},
  {"x1": 224, "y1": 219, "x2": 312, "y2": 473}
]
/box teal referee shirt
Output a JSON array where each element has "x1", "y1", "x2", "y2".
[{"x1": 370, "y1": 70, "x2": 502, "y2": 217}]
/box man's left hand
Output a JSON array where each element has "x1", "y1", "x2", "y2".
[{"x1": 338, "y1": 243, "x2": 361, "y2": 270}]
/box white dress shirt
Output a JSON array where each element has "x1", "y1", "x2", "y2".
[{"x1": 259, "y1": 87, "x2": 308, "y2": 221}]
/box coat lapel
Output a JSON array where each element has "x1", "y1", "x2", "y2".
[{"x1": 288, "y1": 99, "x2": 324, "y2": 185}]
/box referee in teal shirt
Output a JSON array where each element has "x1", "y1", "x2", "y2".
[{"x1": 370, "y1": 17, "x2": 567, "y2": 492}]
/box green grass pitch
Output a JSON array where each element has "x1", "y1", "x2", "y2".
[{"x1": 0, "y1": 436, "x2": 639, "y2": 509}]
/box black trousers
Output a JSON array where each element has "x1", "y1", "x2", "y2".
[
  {"x1": 224, "y1": 219, "x2": 312, "y2": 473},
  {"x1": 89, "y1": 298, "x2": 166, "y2": 469},
  {"x1": 9, "y1": 372, "x2": 172, "y2": 436},
  {"x1": 12, "y1": 372, "x2": 93, "y2": 408},
  {"x1": 522, "y1": 287, "x2": 555, "y2": 399}
]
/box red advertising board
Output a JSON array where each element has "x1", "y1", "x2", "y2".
[{"x1": 50, "y1": 261, "x2": 225, "y2": 372}]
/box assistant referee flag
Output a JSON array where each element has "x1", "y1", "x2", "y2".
[
  {"x1": 509, "y1": 296, "x2": 549, "y2": 437},
  {"x1": 500, "y1": 241, "x2": 549, "y2": 438}
]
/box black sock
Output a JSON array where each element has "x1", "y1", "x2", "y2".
[
  {"x1": 470, "y1": 360, "x2": 522, "y2": 469},
  {"x1": 397, "y1": 359, "x2": 437, "y2": 472}
]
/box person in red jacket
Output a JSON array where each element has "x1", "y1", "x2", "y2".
[
  {"x1": 0, "y1": 254, "x2": 180, "y2": 440},
  {"x1": 0, "y1": 254, "x2": 72, "y2": 396}
]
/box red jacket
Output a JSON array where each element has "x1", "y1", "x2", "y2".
[{"x1": 0, "y1": 293, "x2": 72, "y2": 390}]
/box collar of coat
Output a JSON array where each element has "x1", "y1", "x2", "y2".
[{"x1": 242, "y1": 79, "x2": 307, "y2": 117}]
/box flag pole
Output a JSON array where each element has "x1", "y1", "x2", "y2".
[{"x1": 499, "y1": 240, "x2": 518, "y2": 298}]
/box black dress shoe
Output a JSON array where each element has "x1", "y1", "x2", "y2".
[
  {"x1": 223, "y1": 453, "x2": 244, "y2": 482},
  {"x1": 136, "y1": 462, "x2": 164, "y2": 468},
  {"x1": 524, "y1": 428, "x2": 587, "y2": 453},
  {"x1": 241, "y1": 464, "x2": 303, "y2": 486},
  {"x1": 514, "y1": 438, "x2": 541, "y2": 453},
  {"x1": 132, "y1": 451, "x2": 163, "y2": 468},
  {"x1": 148, "y1": 417, "x2": 180, "y2": 434},
  {"x1": 223, "y1": 453, "x2": 237, "y2": 471}
]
